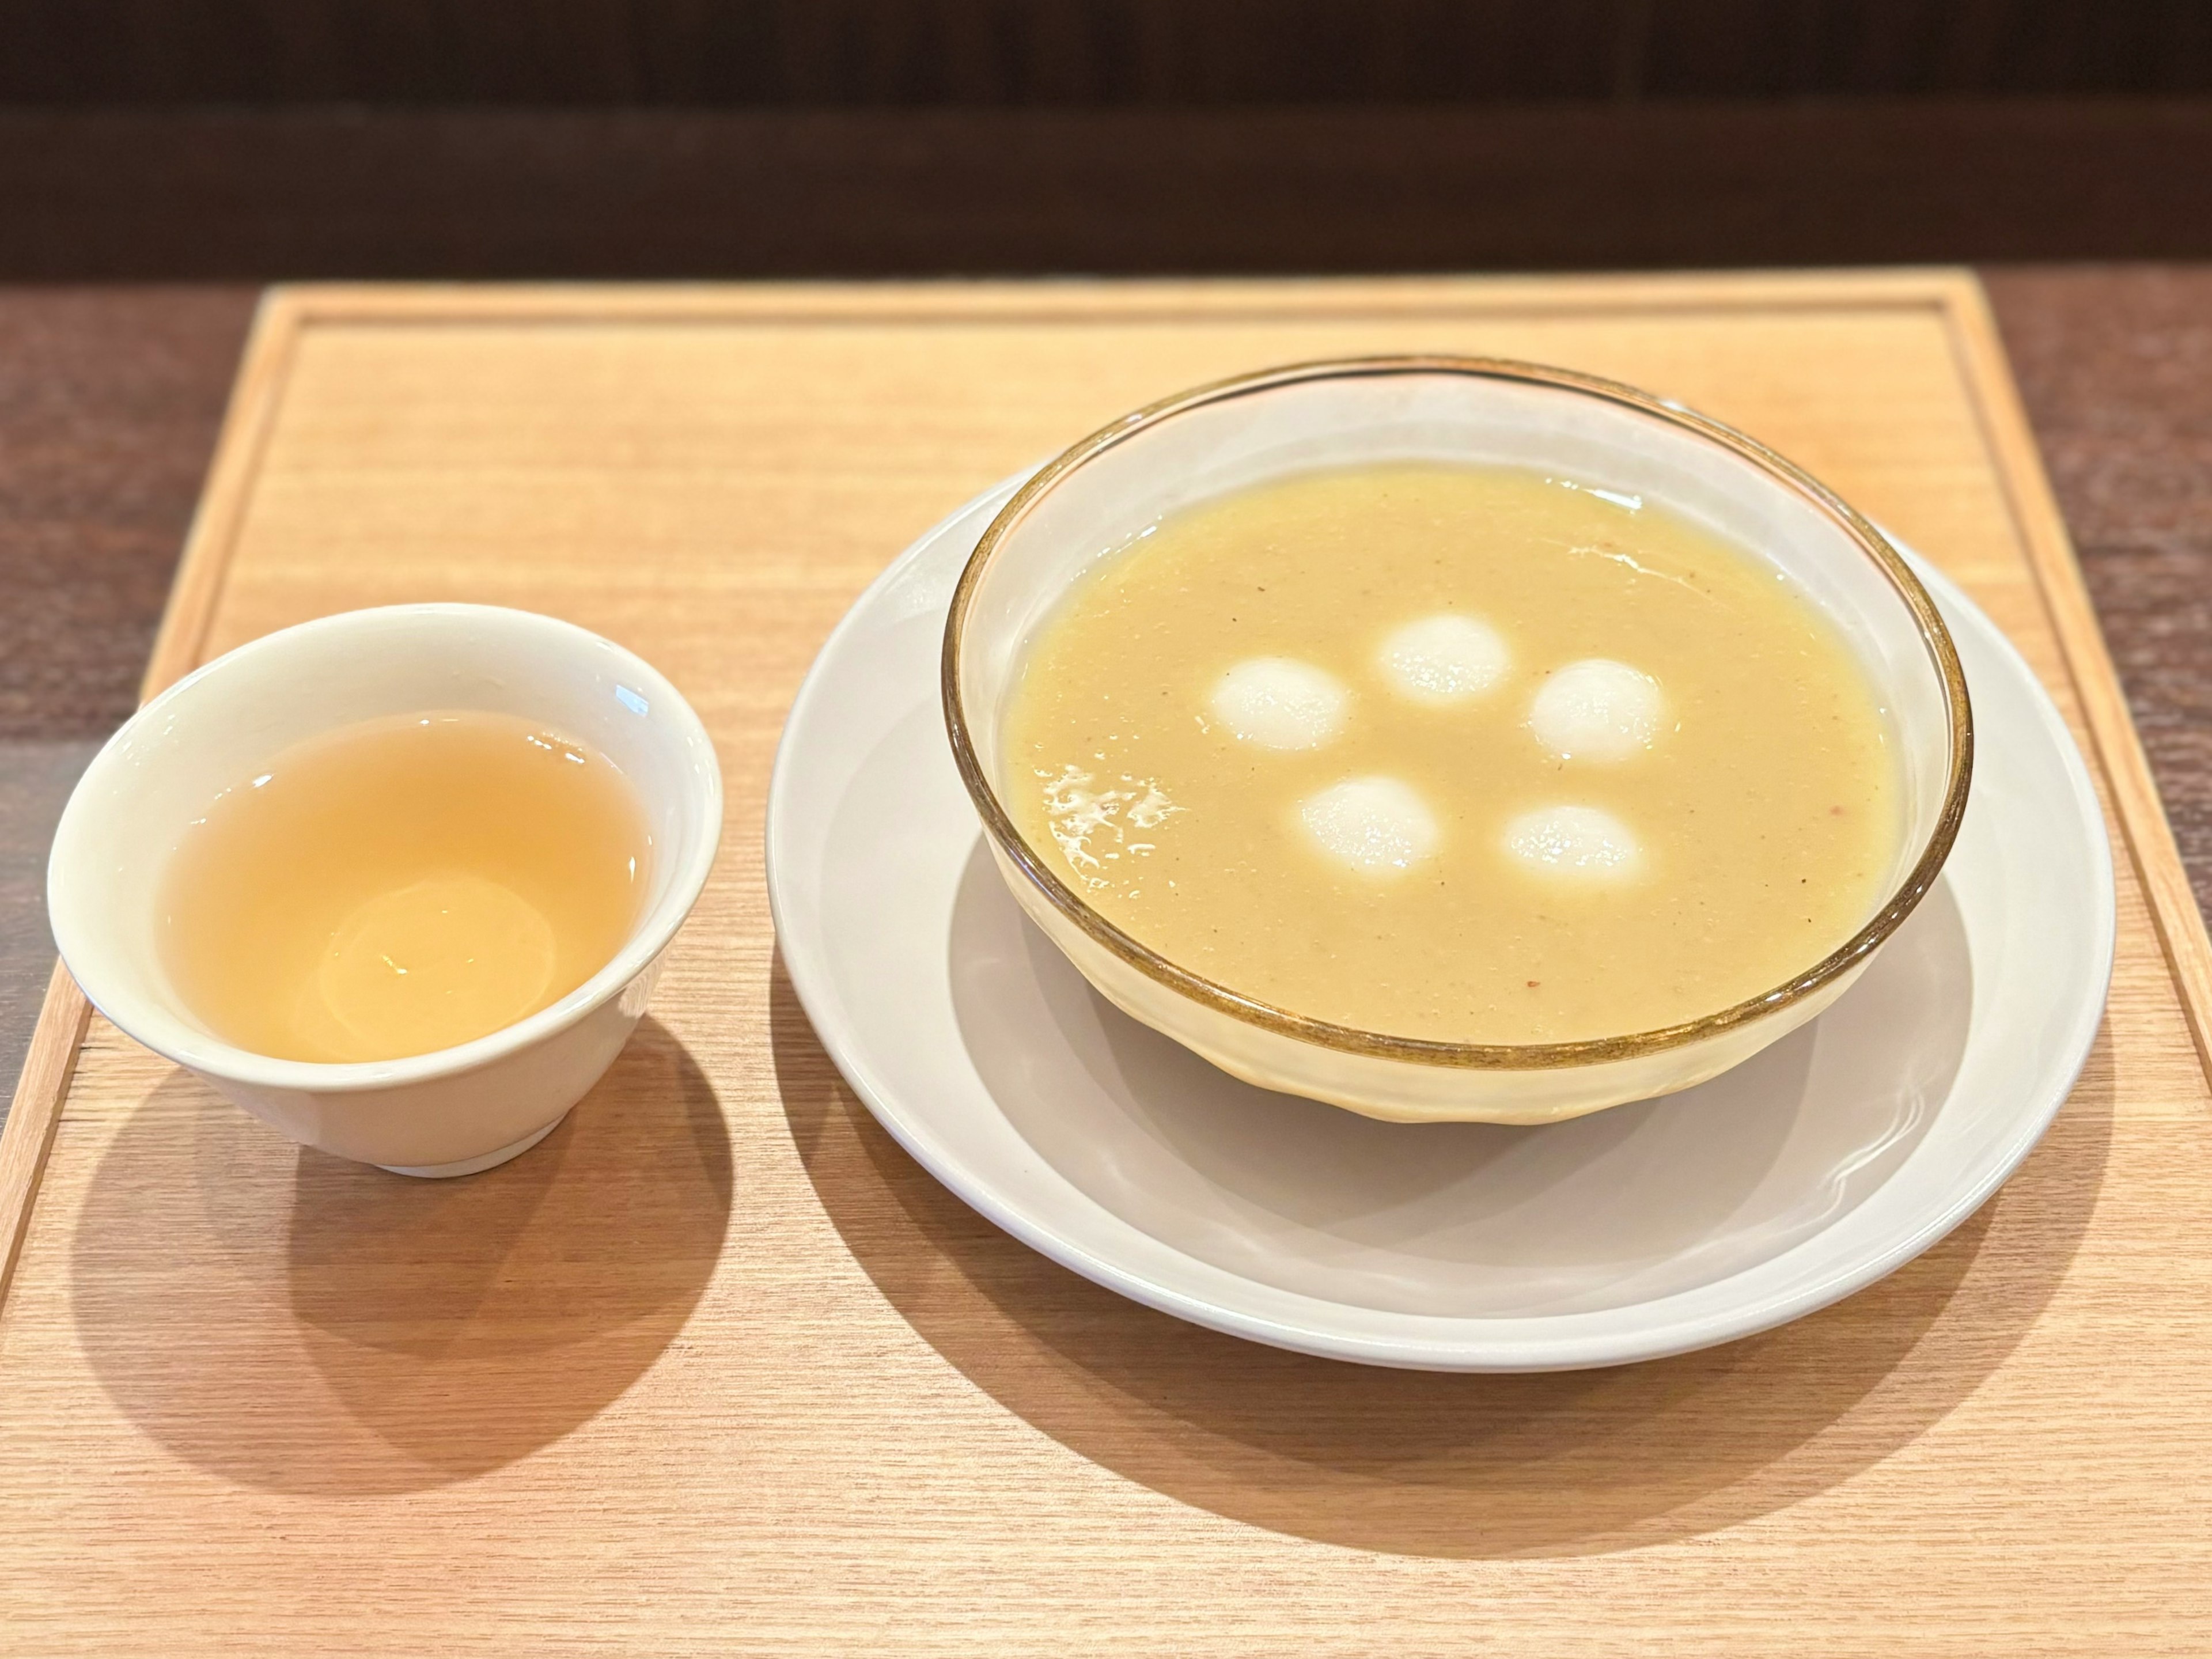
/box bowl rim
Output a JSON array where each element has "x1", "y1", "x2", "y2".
[
  {"x1": 48, "y1": 602, "x2": 725, "y2": 1094},
  {"x1": 941, "y1": 353, "x2": 1975, "y2": 1070}
]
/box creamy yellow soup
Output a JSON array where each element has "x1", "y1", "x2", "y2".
[{"x1": 1001, "y1": 463, "x2": 1900, "y2": 1044}]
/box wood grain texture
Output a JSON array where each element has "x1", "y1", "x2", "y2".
[
  {"x1": 1945, "y1": 281, "x2": 2212, "y2": 1080},
  {"x1": 0, "y1": 291, "x2": 294, "y2": 1209},
  {"x1": 0, "y1": 286, "x2": 256, "y2": 1118},
  {"x1": 0, "y1": 291, "x2": 294, "y2": 1298},
  {"x1": 0, "y1": 286, "x2": 256, "y2": 741},
  {"x1": 1, "y1": 272, "x2": 2209, "y2": 1654},
  {"x1": 0, "y1": 963, "x2": 87, "y2": 1308},
  {"x1": 1986, "y1": 263, "x2": 2212, "y2": 929}
]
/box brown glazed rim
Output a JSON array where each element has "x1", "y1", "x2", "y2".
[{"x1": 941, "y1": 355, "x2": 1975, "y2": 1070}]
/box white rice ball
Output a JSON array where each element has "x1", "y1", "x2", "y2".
[
  {"x1": 1298, "y1": 777, "x2": 1440, "y2": 875},
  {"x1": 1209, "y1": 657, "x2": 1349, "y2": 751},
  {"x1": 1528, "y1": 658, "x2": 1664, "y2": 763},
  {"x1": 1502, "y1": 804, "x2": 1645, "y2": 882},
  {"x1": 1376, "y1": 613, "x2": 1512, "y2": 706}
]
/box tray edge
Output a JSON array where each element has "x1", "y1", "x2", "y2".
[
  {"x1": 1941, "y1": 274, "x2": 2212, "y2": 1080},
  {"x1": 0, "y1": 287, "x2": 304, "y2": 1306}
]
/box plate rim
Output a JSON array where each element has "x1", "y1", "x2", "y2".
[{"x1": 765, "y1": 475, "x2": 2118, "y2": 1371}]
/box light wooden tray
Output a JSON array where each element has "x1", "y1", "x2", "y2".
[{"x1": 4, "y1": 274, "x2": 2209, "y2": 1655}]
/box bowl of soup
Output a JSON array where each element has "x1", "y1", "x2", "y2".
[{"x1": 942, "y1": 357, "x2": 1971, "y2": 1124}]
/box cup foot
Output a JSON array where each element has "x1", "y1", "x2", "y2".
[{"x1": 375, "y1": 1114, "x2": 565, "y2": 1179}]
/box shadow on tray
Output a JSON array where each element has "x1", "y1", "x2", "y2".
[
  {"x1": 771, "y1": 945, "x2": 2113, "y2": 1560},
  {"x1": 70, "y1": 1016, "x2": 732, "y2": 1495}
]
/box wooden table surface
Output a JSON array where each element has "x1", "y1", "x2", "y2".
[
  {"x1": 8, "y1": 271, "x2": 2210, "y2": 1657},
  {"x1": 4, "y1": 268, "x2": 2212, "y2": 1116}
]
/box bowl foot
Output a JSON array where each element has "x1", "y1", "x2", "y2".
[{"x1": 374, "y1": 1114, "x2": 565, "y2": 1179}]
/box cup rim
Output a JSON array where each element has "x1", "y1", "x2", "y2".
[
  {"x1": 48, "y1": 603, "x2": 724, "y2": 1094},
  {"x1": 941, "y1": 354, "x2": 1975, "y2": 1070}
]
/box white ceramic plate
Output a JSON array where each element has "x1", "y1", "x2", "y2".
[{"x1": 766, "y1": 478, "x2": 2116, "y2": 1370}]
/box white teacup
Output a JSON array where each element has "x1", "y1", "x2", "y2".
[{"x1": 48, "y1": 604, "x2": 723, "y2": 1177}]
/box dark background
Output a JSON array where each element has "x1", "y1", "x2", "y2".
[{"x1": 7, "y1": 0, "x2": 2212, "y2": 278}]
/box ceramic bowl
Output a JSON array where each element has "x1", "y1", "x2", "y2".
[
  {"x1": 48, "y1": 604, "x2": 722, "y2": 1176},
  {"x1": 942, "y1": 356, "x2": 1972, "y2": 1124}
]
